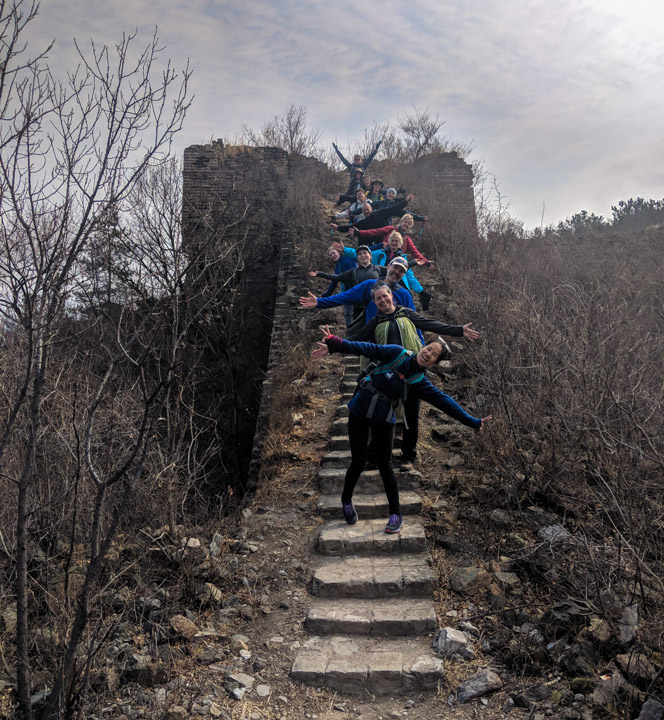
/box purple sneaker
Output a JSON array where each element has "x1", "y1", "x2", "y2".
[
  {"x1": 342, "y1": 501, "x2": 358, "y2": 525},
  {"x1": 385, "y1": 513, "x2": 403, "y2": 534}
]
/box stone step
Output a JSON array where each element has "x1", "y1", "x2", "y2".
[
  {"x1": 332, "y1": 418, "x2": 348, "y2": 434},
  {"x1": 318, "y1": 518, "x2": 426, "y2": 556},
  {"x1": 339, "y1": 380, "x2": 358, "y2": 393},
  {"x1": 336, "y1": 404, "x2": 349, "y2": 418},
  {"x1": 305, "y1": 598, "x2": 437, "y2": 636},
  {"x1": 330, "y1": 435, "x2": 349, "y2": 450},
  {"x1": 312, "y1": 555, "x2": 436, "y2": 599},
  {"x1": 318, "y1": 492, "x2": 422, "y2": 519},
  {"x1": 318, "y1": 467, "x2": 422, "y2": 494},
  {"x1": 291, "y1": 636, "x2": 444, "y2": 694},
  {"x1": 323, "y1": 450, "x2": 413, "y2": 469},
  {"x1": 321, "y1": 450, "x2": 353, "y2": 468}
]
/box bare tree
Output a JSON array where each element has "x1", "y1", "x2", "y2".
[
  {"x1": 0, "y1": 4, "x2": 192, "y2": 716},
  {"x1": 240, "y1": 103, "x2": 323, "y2": 157},
  {"x1": 398, "y1": 106, "x2": 445, "y2": 159}
]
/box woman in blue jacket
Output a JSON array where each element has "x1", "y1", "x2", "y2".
[{"x1": 311, "y1": 327, "x2": 492, "y2": 534}]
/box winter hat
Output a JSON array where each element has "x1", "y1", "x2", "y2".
[
  {"x1": 356, "y1": 245, "x2": 371, "y2": 255},
  {"x1": 386, "y1": 187, "x2": 397, "y2": 195}
]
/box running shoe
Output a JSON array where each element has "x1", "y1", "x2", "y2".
[
  {"x1": 385, "y1": 513, "x2": 403, "y2": 534},
  {"x1": 342, "y1": 501, "x2": 358, "y2": 525}
]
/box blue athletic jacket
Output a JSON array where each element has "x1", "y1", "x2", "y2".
[
  {"x1": 316, "y1": 279, "x2": 415, "y2": 324},
  {"x1": 325, "y1": 339, "x2": 481, "y2": 430}
]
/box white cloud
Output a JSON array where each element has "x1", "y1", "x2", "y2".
[{"x1": 21, "y1": 0, "x2": 664, "y2": 226}]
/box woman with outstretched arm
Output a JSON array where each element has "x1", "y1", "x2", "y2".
[
  {"x1": 332, "y1": 141, "x2": 382, "y2": 175},
  {"x1": 312, "y1": 326, "x2": 491, "y2": 534},
  {"x1": 349, "y1": 281, "x2": 479, "y2": 467}
]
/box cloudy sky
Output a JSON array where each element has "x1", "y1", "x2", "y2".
[{"x1": 24, "y1": 0, "x2": 664, "y2": 228}]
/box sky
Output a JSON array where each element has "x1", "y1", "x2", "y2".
[{"x1": 22, "y1": 0, "x2": 664, "y2": 228}]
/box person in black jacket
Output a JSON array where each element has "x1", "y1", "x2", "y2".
[
  {"x1": 331, "y1": 195, "x2": 415, "y2": 233},
  {"x1": 333, "y1": 141, "x2": 381, "y2": 176},
  {"x1": 333, "y1": 142, "x2": 382, "y2": 206},
  {"x1": 309, "y1": 245, "x2": 385, "y2": 323},
  {"x1": 309, "y1": 245, "x2": 383, "y2": 290},
  {"x1": 373, "y1": 188, "x2": 427, "y2": 223}
]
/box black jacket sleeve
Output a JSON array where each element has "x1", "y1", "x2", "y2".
[
  {"x1": 361, "y1": 141, "x2": 382, "y2": 170},
  {"x1": 402, "y1": 308, "x2": 464, "y2": 336},
  {"x1": 316, "y1": 268, "x2": 355, "y2": 285},
  {"x1": 348, "y1": 315, "x2": 378, "y2": 342},
  {"x1": 333, "y1": 143, "x2": 351, "y2": 170},
  {"x1": 373, "y1": 198, "x2": 408, "y2": 222},
  {"x1": 392, "y1": 206, "x2": 425, "y2": 222}
]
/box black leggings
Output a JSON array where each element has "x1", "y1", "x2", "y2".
[
  {"x1": 335, "y1": 193, "x2": 356, "y2": 206},
  {"x1": 342, "y1": 412, "x2": 400, "y2": 514},
  {"x1": 401, "y1": 395, "x2": 420, "y2": 461}
]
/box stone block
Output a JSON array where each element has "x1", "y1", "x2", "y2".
[
  {"x1": 367, "y1": 652, "x2": 403, "y2": 694},
  {"x1": 291, "y1": 651, "x2": 327, "y2": 685},
  {"x1": 325, "y1": 656, "x2": 368, "y2": 693}
]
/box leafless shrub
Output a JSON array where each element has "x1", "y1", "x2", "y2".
[
  {"x1": 368, "y1": 143, "x2": 664, "y2": 649},
  {"x1": 239, "y1": 103, "x2": 324, "y2": 158},
  {"x1": 447, "y1": 227, "x2": 664, "y2": 623}
]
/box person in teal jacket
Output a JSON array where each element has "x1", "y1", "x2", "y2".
[
  {"x1": 311, "y1": 329, "x2": 492, "y2": 534},
  {"x1": 351, "y1": 282, "x2": 479, "y2": 469}
]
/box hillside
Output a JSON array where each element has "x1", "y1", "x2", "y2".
[{"x1": 1, "y1": 151, "x2": 662, "y2": 720}]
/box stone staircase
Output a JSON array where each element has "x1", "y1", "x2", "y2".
[{"x1": 291, "y1": 354, "x2": 444, "y2": 695}]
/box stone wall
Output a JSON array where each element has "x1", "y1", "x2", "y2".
[
  {"x1": 182, "y1": 141, "x2": 328, "y2": 495},
  {"x1": 181, "y1": 142, "x2": 475, "y2": 496},
  {"x1": 372, "y1": 151, "x2": 477, "y2": 241}
]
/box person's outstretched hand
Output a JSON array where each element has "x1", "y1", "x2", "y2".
[
  {"x1": 311, "y1": 324, "x2": 333, "y2": 359},
  {"x1": 332, "y1": 240, "x2": 345, "y2": 254},
  {"x1": 463, "y1": 323, "x2": 479, "y2": 341},
  {"x1": 311, "y1": 342, "x2": 329, "y2": 359},
  {"x1": 299, "y1": 291, "x2": 318, "y2": 308},
  {"x1": 479, "y1": 415, "x2": 493, "y2": 430},
  {"x1": 308, "y1": 270, "x2": 318, "y2": 277}
]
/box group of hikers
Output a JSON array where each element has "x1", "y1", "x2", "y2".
[{"x1": 300, "y1": 142, "x2": 492, "y2": 535}]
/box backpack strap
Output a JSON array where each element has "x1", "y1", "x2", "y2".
[
  {"x1": 360, "y1": 349, "x2": 418, "y2": 425},
  {"x1": 372, "y1": 348, "x2": 411, "y2": 376}
]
